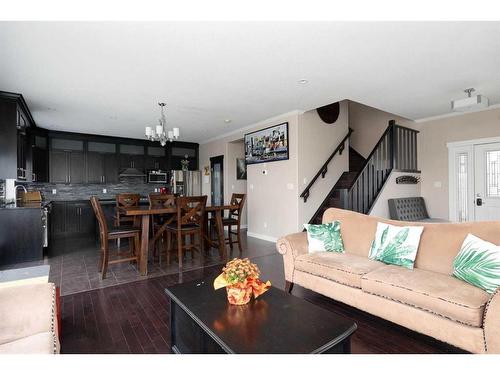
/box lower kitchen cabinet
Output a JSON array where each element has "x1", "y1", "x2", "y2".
[{"x1": 51, "y1": 201, "x2": 96, "y2": 238}]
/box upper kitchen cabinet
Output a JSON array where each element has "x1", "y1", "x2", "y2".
[
  {"x1": 119, "y1": 144, "x2": 145, "y2": 170},
  {"x1": 0, "y1": 92, "x2": 35, "y2": 180},
  {"x1": 87, "y1": 141, "x2": 118, "y2": 183},
  {"x1": 30, "y1": 128, "x2": 49, "y2": 183},
  {"x1": 50, "y1": 138, "x2": 85, "y2": 183},
  {"x1": 145, "y1": 145, "x2": 168, "y2": 170},
  {"x1": 169, "y1": 142, "x2": 199, "y2": 170}
]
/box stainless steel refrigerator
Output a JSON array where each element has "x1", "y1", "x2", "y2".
[{"x1": 171, "y1": 170, "x2": 201, "y2": 196}]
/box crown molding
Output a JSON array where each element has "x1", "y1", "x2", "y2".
[{"x1": 200, "y1": 110, "x2": 304, "y2": 145}]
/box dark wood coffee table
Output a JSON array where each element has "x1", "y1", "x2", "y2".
[{"x1": 165, "y1": 278, "x2": 357, "y2": 354}]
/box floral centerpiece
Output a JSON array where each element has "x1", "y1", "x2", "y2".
[{"x1": 213, "y1": 258, "x2": 271, "y2": 305}]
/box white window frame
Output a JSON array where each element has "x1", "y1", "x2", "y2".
[
  {"x1": 448, "y1": 135, "x2": 500, "y2": 221},
  {"x1": 448, "y1": 144, "x2": 474, "y2": 222}
]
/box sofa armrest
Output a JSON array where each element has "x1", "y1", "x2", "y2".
[
  {"x1": 276, "y1": 232, "x2": 308, "y2": 281},
  {"x1": 0, "y1": 282, "x2": 58, "y2": 350},
  {"x1": 483, "y1": 288, "x2": 500, "y2": 353}
]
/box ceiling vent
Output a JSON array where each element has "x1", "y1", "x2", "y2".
[{"x1": 451, "y1": 88, "x2": 489, "y2": 112}]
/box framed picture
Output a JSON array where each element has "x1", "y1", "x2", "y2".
[
  {"x1": 236, "y1": 158, "x2": 247, "y2": 180},
  {"x1": 244, "y1": 122, "x2": 289, "y2": 165}
]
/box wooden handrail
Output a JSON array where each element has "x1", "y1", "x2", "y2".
[{"x1": 299, "y1": 128, "x2": 353, "y2": 202}]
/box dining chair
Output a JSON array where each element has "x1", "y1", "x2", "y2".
[
  {"x1": 114, "y1": 193, "x2": 141, "y2": 227},
  {"x1": 209, "y1": 193, "x2": 246, "y2": 252},
  {"x1": 90, "y1": 196, "x2": 141, "y2": 279},
  {"x1": 165, "y1": 195, "x2": 207, "y2": 271},
  {"x1": 148, "y1": 193, "x2": 176, "y2": 260}
]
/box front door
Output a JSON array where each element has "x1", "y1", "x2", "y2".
[
  {"x1": 474, "y1": 142, "x2": 500, "y2": 221},
  {"x1": 210, "y1": 155, "x2": 224, "y2": 206}
]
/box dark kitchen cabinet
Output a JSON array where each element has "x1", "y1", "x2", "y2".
[
  {"x1": 31, "y1": 133, "x2": 49, "y2": 183},
  {"x1": 119, "y1": 144, "x2": 145, "y2": 170},
  {"x1": 146, "y1": 146, "x2": 168, "y2": 170},
  {"x1": 49, "y1": 149, "x2": 85, "y2": 184},
  {"x1": 50, "y1": 151, "x2": 68, "y2": 183},
  {"x1": 119, "y1": 153, "x2": 144, "y2": 170},
  {"x1": 103, "y1": 153, "x2": 119, "y2": 183},
  {"x1": 170, "y1": 143, "x2": 199, "y2": 170},
  {"x1": 51, "y1": 201, "x2": 95, "y2": 238},
  {"x1": 87, "y1": 152, "x2": 104, "y2": 183}
]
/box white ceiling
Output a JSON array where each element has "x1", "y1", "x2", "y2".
[{"x1": 1, "y1": 22, "x2": 499, "y2": 142}]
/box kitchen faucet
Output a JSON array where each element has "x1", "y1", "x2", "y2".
[{"x1": 14, "y1": 184, "x2": 28, "y2": 206}]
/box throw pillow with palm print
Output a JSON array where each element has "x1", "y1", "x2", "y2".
[
  {"x1": 304, "y1": 221, "x2": 345, "y2": 253},
  {"x1": 453, "y1": 234, "x2": 500, "y2": 294},
  {"x1": 369, "y1": 222, "x2": 424, "y2": 269}
]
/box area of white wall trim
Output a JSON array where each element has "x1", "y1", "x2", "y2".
[
  {"x1": 446, "y1": 135, "x2": 500, "y2": 148},
  {"x1": 415, "y1": 103, "x2": 500, "y2": 123},
  {"x1": 200, "y1": 110, "x2": 303, "y2": 145},
  {"x1": 246, "y1": 232, "x2": 278, "y2": 243}
]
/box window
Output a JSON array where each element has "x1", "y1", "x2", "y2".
[
  {"x1": 456, "y1": 153, "x2": 469, "y2": 222},
  {"x1": 486, "y1": 151, "x2": 500, "y2": 197}
]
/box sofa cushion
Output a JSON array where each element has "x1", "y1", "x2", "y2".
[
  {"x1": 0, "y1": 332, "x2": 58, "y2": 354},
  {"x1": 361, "y1": 265, "x2": 490, "y2": 327},
  {"x1": 0, "y1": 283, "x2": 56, "y2": 345},
  {"x1": 295, "y1": 252, "x2": 385, "y2": 289}
]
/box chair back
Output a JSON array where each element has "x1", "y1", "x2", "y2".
[
  {"x1": 116, "y1": 193, "x2": 141, "y2": 209},
  {"x1": 176, "y1": 195, "x2": 207, "y2": 227},
  {"x1": 90, "y1": 196, "x2": 109, "y2": 241},
  {"x1": 229, "y1": 193, "x2": 246, "y2": 220},
  {"x1": 148, "y1": 193, "x2": 176, "y2": 208}
]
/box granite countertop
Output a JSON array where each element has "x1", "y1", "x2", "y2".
[{"x1": 0, "y1": 201, "x2": 52, "y2": 210}]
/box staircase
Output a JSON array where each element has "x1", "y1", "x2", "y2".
[
  {"x1": 309, "y1": 148, "x2": 365, "y2": 224},
  {"x1": 304, "y1": 120, "x2": 419, "y2": 224}
]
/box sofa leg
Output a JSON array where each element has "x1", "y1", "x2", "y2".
[{"x1": 285, "y1": 281, "x2": 294, "y2": 294}]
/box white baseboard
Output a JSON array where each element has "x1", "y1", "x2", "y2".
[{"x1": 246, "y1": 231, "x2": 278, "y2": 243}]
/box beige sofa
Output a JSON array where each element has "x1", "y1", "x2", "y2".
[
  {"x1": 276, "y1": 208, "x2": 500, "y2": 354},
  {"x1": 0, "y1": 282, "x2": 60, "y2": 354}
]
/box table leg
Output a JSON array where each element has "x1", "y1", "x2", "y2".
[
  {"x1": 139, "y1": 214, "x2": 150, "y2": 276},
  {"x1": 203, "y1": 212, "x2": 210, "y2": 251},
  {"x1": 215, "y1": 210, "x2": 226, "y2": 261}
]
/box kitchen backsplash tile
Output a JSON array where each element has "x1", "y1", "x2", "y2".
[{"x1": 26, "y1": 177, "x2": 168, "y2": 201}]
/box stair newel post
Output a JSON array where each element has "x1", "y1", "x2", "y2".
[{"x1": 389, "y1": 120, "x2": 396, "y2": 171}]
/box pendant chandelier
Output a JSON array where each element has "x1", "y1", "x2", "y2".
[{"x1": 145, "y1": 102, "x2": 179, "y2": 146}]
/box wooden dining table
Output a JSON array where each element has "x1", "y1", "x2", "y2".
[{"x1": 120, "y1": 204, "x2": 237, "y2": 275}]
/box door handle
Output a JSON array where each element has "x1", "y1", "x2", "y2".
[{"x1": 476, "y1": 198, "x2": 483, "y2": 206}]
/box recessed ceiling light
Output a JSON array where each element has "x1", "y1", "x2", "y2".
[
  {"x1": 224, "y1": 119, "x2": 232, "y2": 123},
  {"x1": 298, "y1": 79, "x2": 308, "y2": 85}
]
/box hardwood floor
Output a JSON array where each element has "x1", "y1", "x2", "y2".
[{"x1": 60, "y1": 249, "x2": 466, "y2": 354}]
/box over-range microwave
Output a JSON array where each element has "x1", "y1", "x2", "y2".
[{"x1": 148, "y1": 171, "x2": 168, "y2": 184}]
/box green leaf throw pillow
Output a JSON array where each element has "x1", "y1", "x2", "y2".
[
  {"x1": 304, "y1": 221, "x2": 345, "y2": 253},
  {"x1": 369, "y1": 222, "x2": 423, "y2": 269},
  {"x1": 453, "y1": 234, "x2": 500, "y2": 294}
]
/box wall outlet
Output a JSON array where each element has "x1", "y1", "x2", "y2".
[
  {"x1": 102, "y1": 188, "x2": 107, "y2": 194},
  {"x1": 231, "y1": 184, "x2": 235, "y2": 190},
  {"x1": 263, "y1": 222, "x2": 267, "y2": 228},
  {"x1": 433, "y1": 181, "x2": 442, "y2": 188},
  {"x1": 250, "y1": 184, "x2": 254, "y2": 190},
  {"x1": 52, "y1": 189, "x2": 57, "y2": 195},
  {"x1": 303, "y1": 177, "x2": 307, "y2": 185},
  {"x1": 286, "y1": 183, "x2": 294, "y2": 190}
]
